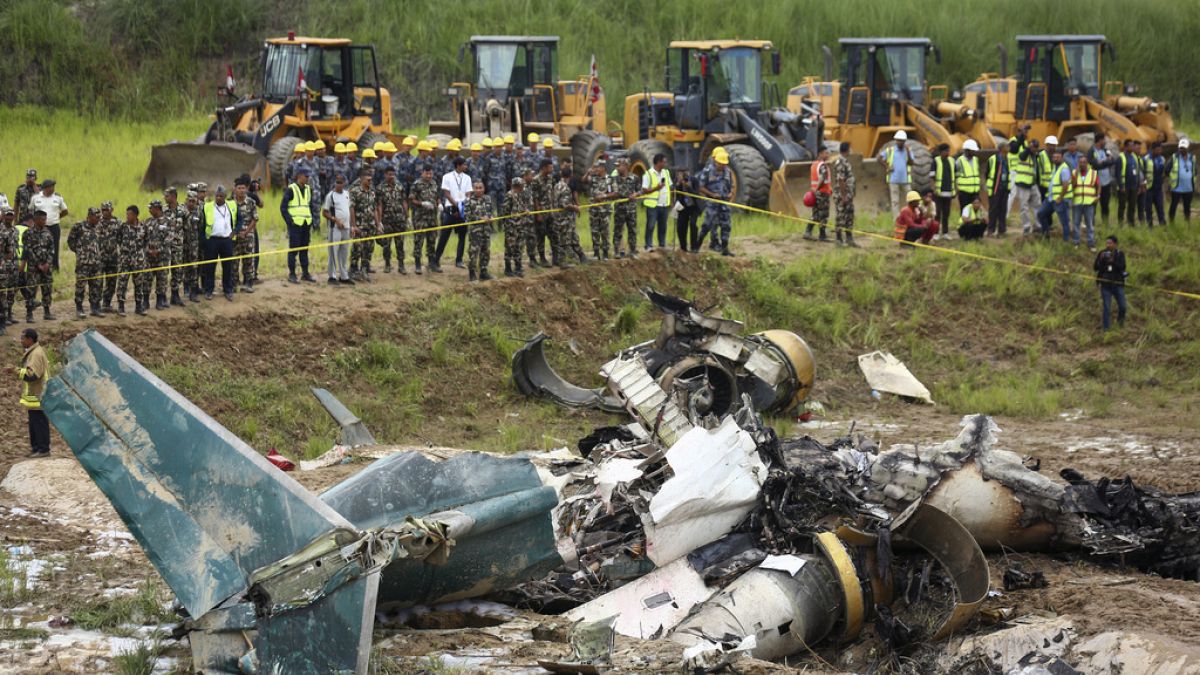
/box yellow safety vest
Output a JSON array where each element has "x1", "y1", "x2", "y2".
[
  {"x1": 1009, "y1": 137, "x2": 1035, "y2": 187},
  {"x1": 987, "y1": 153, "x2": 1007, "y2": 193},
  {"x1": 1073, "y1": 169, "x2": 1098, "y2": 206},
  {"x1": 1037, "y1": 150, "x2": 1054, "y2": 188},
  {"x1": 15, "y1": 224, "x2": 26, "y2": 259},
  {"x1": 203, "y1": 200, "x2": 239, "y2": 238},
  {"x1": 934, "y1": 157, "x2": 956, "y2": 193},
  {"x1": 287, "y1": 182, "x2": 313, "y2": 226},
  {"x1": 956, "y1": 156, "x2": 981, "y2": 193},
  {"x1": 642, "y1": 168, "x2": 672, "y2": 208},
  {"x1": 1050, "y1": 164, "x2": 1073, "y2": 201},
  {"x1": 1169, "y1": 154, "x2": 1195, "y2": 191},
  {"x1": 961, "y1": 203, "x2": 985, "y2": 224},
  {"x1": 884, "y1": 146, "x2": 913, "y2": 184}
]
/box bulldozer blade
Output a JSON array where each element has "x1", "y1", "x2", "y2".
[
  {"x1": 142, "y1": 141, "x2": 268, "y2": 192},
  {"x1": 781, "y1": 156, "x2": 892, "y2": 221}
]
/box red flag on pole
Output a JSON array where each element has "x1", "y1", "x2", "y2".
[
  {"x1": 296, "y1": 65, "x2": 307, "y2": 96},
  {"x1": 225, "y1": 65, "x2": 236, "y2": 94},
  {"x1": 588, "y1": 54, "x2": 601, "y2": 104}
]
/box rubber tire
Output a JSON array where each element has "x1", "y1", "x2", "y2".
[
  {"x1": 570, "y1": 130, "x2": 610, "y2": 173},
  {"x1": 358, "y1": 131, "x2": 388, "y2": 153},
  {"x1": 722, "y1": 144, "x2": 771, "y2": 209},
  {"x1": 267, "y1": 136, "x2": 304, "y2": 190},
  {"x1": 629, "y1": 139, "x2": 671, "y2": 178}
]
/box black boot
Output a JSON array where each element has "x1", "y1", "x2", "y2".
[
  {"x1": 188, "y1": 287, "x2": 198, "y2": 303},
  {"x1": 117, "y1": 301, "x2": 126, "y2": 317},
  {"x1": 414, "y1": 261, "x2": 423, "y2": 275},
  {"x1": 25, "y1": 310, "x2": 34, "y2": 323},
  {"x1": 469, "y1": 268, "x2": 477, "y2": 283},
  {"x1": 480, "y1": 268, "x2": 493, "y2": 281},
  {"x1": 90, "y1": 302, "x2": 103, "y2": 317},
  {"x1": 398, "y1": 262, "x2": 407, "y2": 275},
  {"x1": 846, "y1": 233, "x2": 859, "y2": 248},
  {"x1": 819, "y1": 226, "x2": 828, "y2": 241},
  {"x1": 504, "y1": 261, "x2": 513, "y2": 277},
  {"x1": 803, "y1": 224, "x2": 815, "y2": 240},
  {"x1": 156, "y1": 293, "x2": 167, "y2": 310},
  {"x1": 43, "y1": 307, "x2": 54, "y2": 320},
  {"x1": 76, "y1": 302, "x2": 86, "y2": 319},
  {"x1": 170, "y1": 290, "x2": 183, "y2": 306},
  {"x1": 515, "y1": 260, "x2": 524, "y2": 278}
]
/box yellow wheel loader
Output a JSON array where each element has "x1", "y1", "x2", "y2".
[
  {"x1": 789, "y1": 38, "x2": 998, "y2": 209},
  {"x1": 967, "y1": 35, "x2": 1179, "y2": 152},
  {"x1": 143, "y1": 34, "x2": 397, "y2": 190},
  {"x1": 613, "y1": 39, "x2": 823, "y2": 217},
  {"x1": 429, "y1": 36, "x2": 615, "y2": 169}
]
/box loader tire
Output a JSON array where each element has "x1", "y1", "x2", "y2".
[
  {"x1": 570, "y1": 130, "x2": 610, "y2": 174},
  {"x1": 358, "y1": 131, "x2": 388, "y2": 153},
  {"x1": 267, "y1": 136, "x2": 305, "y2": 190},
  {"x1": 723, "y1": 144, "x2": 771, "y2": 209},
  {"x1": 628, "y1": 139, "x2": 671, "y2": 178}
]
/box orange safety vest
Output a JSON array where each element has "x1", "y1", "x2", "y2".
[{"x1": 811, "y1": 161, "x2": 832, "y2": 194}]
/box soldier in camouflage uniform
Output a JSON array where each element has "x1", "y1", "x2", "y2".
[
  {"x1": 502, "y1": 177, "x2": 532, "y2": 277},
  {"x1": 408, "y1": 164, "x2": 439, "y2": 275},
  {"x1": 611, "y1": 159, "x2": 642, "y2": 258},
  {"x1": 485, "y1": 145, "x2": 510, "y2": 212},
  {"x1": 15, "y1": 170, "x2": 38, "y2": 223},
  {"x1": 98, "y1": 201, "x2": 121, "y2": 312},
  {"x1": 376, "y1": 167, "x2": 408, "y2": 274},
  {"x1": 67, "y1": 207, "x2": 104, "y2": 318},
  {"x1": 805, "y1": 147, "x2": 832, "y2": 241},
  {"x1": 162, "y1": 187, "x2": 188, "y2": 305},
  {"x1": 22, "y1": 210, "x2": 55, "y2": 321},
  {"x1": 513, "y1": 144, "x2": 534, "y2": 182},
  {"x1": 183, "y1": 190, "x2": 203, "y2": 302},
  {"x1": 115, "y1": 205, "x2": 148, "y2": 317},
  {"x1": 233, "y1": 178, "x2": 258, "y2": 292},
  {"x1": 0, "y1": 207, "x2": 17, "y2": 330},
  {"x1": 530, "y1": 160, "x2": 557, "y2": 267},
  {"x1": 831, "y1": 142, "x2": 857, "y2": 246},
  {"x1": 583, "y1": 163, "x2": 615, "y2": 260},
  {"x1": 551, "y1": 169, "x2": 584, "y2": 267},
  {"x1": 348, "y1": 170, "x2": 379, "y2": 281},
  {"x1": 144, "y1": 200, "x2": 171, "y2": 312},
  {"x1": 697, "y1": 152, "x2": 734, "y2": 256},
  {"x1": 463, "y1": 181, "x2": 495, "y2": 282}
]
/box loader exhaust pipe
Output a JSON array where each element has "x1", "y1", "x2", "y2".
[
  {"x1": 997, "y1": 43, "x2": 1008, "y2": 78},
  {"x1": 821, "y1": 45, "x2": 834, "y2": 82}
]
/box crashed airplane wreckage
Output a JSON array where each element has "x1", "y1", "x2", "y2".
[
  {"x1": 43, "y1": 330, "x2": 1200, "y2": 673},
  {"x1": 512, "y1": 288, "x2": 816, "y2": 417}
]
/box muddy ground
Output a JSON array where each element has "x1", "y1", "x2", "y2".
[{"x1": 0, "y1": 238, "x2": 1198, "y2": 673}]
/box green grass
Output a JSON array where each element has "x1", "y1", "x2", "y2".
[
  {"x1": 112, "y1": 639, "x2": 163, "y2": 675},
  {"x1": 69, "y1": 579, "x2": 175, "y2": 634}
]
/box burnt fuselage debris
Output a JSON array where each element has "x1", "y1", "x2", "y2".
[{"x1": 41, "y1": 328, "x2": 1200, "y2": 674}]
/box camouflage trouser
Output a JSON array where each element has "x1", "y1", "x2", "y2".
[
  {"x1": 836, "y1": 200, "x2": 855, "y2": 239},
  {"x1": 812, "y1": 193, "x2": 830, "y2": 224},
  {"x1": 589, "y1": 208, "x2": 611, "y2": 257},
  {"x1": 504, "y1": 219, "x2": 523, "y2": 265},
  {"x1": 25, "y1": 268, "x2": 52, "y2": 311},
  {"x1": 169, "y1": 241, "x2": 185, "y2": 293},
  {"x1": 524, "y1": 217, "x2": 543, "y2": 263},
  {"x1": 553, "y1": 214, "x2": 584, "y2": 264},
  {"x1": 412, "y1": 216, "x2": 437, "y2": 265},
  {"x1": 378, "y1": 220, "x2": 406, "y2": 265},
  {"x1": 350, "y1": 237, "x2": 374, "y2": 272},
  {"x1": 146, "y1": 254, "x2": 169, "y2": 297},
  {"x1": 467, "y1": 224, "x2": 491, "y2": 275},
  {"x1": 101, "y1": 261, "x2": 119, "y2": 305},
  {"x1": 0, "y1": 268, "x2": 11, "y2": 315},
  {"x1": 234, "y1": 234, "x2": 255, "y2": 285},
  {"x1": 74, "y1": 263, "x2": 101, "y2": 307},
  {"x1": 613, "y1": 206, "x2": 638, "y2": 254},
  {"x1": 116, "y1": 267, "x2": 145, "y2": 302},
  {"x1": 700, "y1": 207, "x2": 731, "y2": 249},
  {"x1": 183, "y1": 234, "x2": 200, "y2": 290}
]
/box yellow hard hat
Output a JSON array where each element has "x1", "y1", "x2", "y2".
[
  {"x1": 402, "y1": 135, "x2": 417, "y2": 146},
  {"x1": 542, "y1": 138, "x2": 554, "y2": 148},
  {"x1": 906, "y1": 190, "x2": 922, "y2": 203},
  {"x1": 447, "y1": 138, "x2": 463, "y2": 151},
  {"x1": 416, "y1": 141, "x2": 431, "y2": 152},
  {"x1": 362, "y1": 148, "x2": 377, "y2": 159},
  {"x1": 714, "y1": 151, "x2": 729, "y2": 165},
  {"x1": 314, "y1": 139, "x2": 327, "y2": 150},
  {"x1": 470, "y1": 142, "x2": 483, "y2": 151},
  {"x1": 346, "y1": 141, "x2": 358, "y2": 153},
  {"x1": 334, "y1": 142, "x2": 347, "y2": 154},
  {"x1": 293, "y1": 142, "x2": 307, "y2": 154},
  {"x1": 382, "y1": 141, "x2": 398, "y2": 153},
  {"x1": 372, "y1": 141, "x2": 386, "y2": 151},
  {"x1": 427, "y1": 138, "x2": 441, "y2": 149},
  {"x1": 503, "y1": 135, "x2": 515, "y2": 144},
  {"x1": 481, "y1": 137, "x2": 494, "y2": 147},
  {"x1": 527, "y1": 132, "x2": 540, "y2": 143}
]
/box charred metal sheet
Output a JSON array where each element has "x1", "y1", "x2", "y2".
[
  {"x1": 894, "y1": 504, "x2": 990, "y2": 640},
  {"x1": 511, "y1": 332, "x2": 625, "y2": 413},
  {"x1": 319, "y1": 450, "x2": 564, "y2": 609},
  {"x1": 312, "y1": 387, "x2": 378, "y2": 447}
]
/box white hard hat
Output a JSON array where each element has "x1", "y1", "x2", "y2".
[
  {"x1": 1045, "y1": 135, "x2": 1059, "y2": 145},
  {"x1": 962, "y1": 139, "x2": 979, "y2": 152},
  {"x1": 894, "y1": 130, "x2": 908, "y2": 141},
  {"x1": 1180, "y1": 138, "x2": 1191, "y2": 149}
]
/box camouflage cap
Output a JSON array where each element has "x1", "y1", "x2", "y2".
[
  {"x1": 511, "y1": 177, "x2": 524, "y2": 187},
  {"x1": 148, "y1": 199, "x2": 164, "y2": 209},
  {"x1": 87, "y1": 206, "x2": 101, "y2": 217},
  {"x1": 196, "y1": 182, "x2": 209, "y2": 191},
  {"x1": 186, "y1": 190, "x2": 199, "y2": 200},
  {"x1": 101, "y1": 201, "x2": 114, "y2": 210},
  {"x1": 2, "y1": 206, "x2": 13, "y2": 215},
  {"x1": 163, "y1": 186, "x2": 177, "y2": 195},
  {"x1": 186, "y1": 183, "x2": 198, "y2": 191},
  {"x1": 26, "y1": 169, "x2": 36, "y2": 178}
]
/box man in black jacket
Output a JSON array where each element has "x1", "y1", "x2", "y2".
[
  {"x1": 1086, "y1": 132, "x2": 1117, "y2": 225},
  {"x1": 1093, "y1": 235, "x2": 1127, "y2": 330}
]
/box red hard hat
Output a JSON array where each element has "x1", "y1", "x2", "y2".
[{"x1": 803, "y1": 190, "x2": 817, "y2": 208}]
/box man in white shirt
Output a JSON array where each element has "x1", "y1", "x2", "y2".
[
  {"x1": 434, "y1": 157, "x2": 472, "y2": 271},
  {"x1": 199, "y1": 184, "x2": 236, "y2": 300},
  {"x1": 322, "y1": 174, "x2": 353, "y2": 284},
  {"x1": 641, "y1": 153, "x2": 672, "y2": 250},
  {"x1": 28, "y1": 180, "x2": 67, "y2": 271}
]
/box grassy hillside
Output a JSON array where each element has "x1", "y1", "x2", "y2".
[{"x1": 4, "y1": 0, "x2": 1200, "y2": 124}]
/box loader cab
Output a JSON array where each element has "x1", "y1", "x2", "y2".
[
  {"x1": 467, "y1": 36, "x2": 558, "y2": 119},
  {"x1": 1014, "y1": 35, "x2": 1109, "y2": 122},
  {"x1": 261, "y1": 37, "x2": 383, "y2": 124},
  {"x1": 664, "y1": 40, "x2": 777, "y2": 131},
  {"x1": 838, "y1": 38, "x2": 934, "y2": 127}
]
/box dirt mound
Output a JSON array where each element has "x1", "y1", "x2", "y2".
[{"x1": 0, "y1": 458, "x2": 121, "y2": 530}]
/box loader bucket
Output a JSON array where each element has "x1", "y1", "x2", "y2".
[
  {"x1": 142, "y1": 141, "x2": 268, "y2": 192},
  {"x1": 767, "y1": 162, "x2": 811, "y2": 219},
  {"x1": 851, "y1": 155, "x2": 891, "y2": 216},
  {"x1": 768, "y1": 156, "x2": 891, "y2": 220}
]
